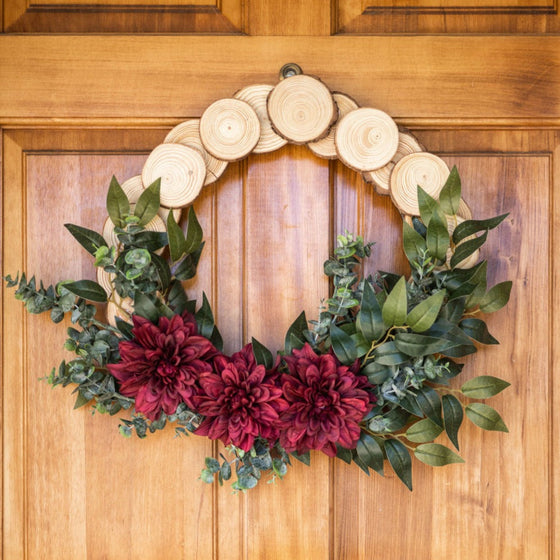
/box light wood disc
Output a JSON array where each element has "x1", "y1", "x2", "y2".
[
  {"x1": 457, "y1": 198, "x2": 473, "y2": 221},
  {"x1": 335, "y1": 107, "x2": 399, "y2": 172},
  {"x1": 390, "y1": 152, "x2": 450, "y2": 215},
  {"x1": 121, "y1": 174, "x2": 181, "y2": 223},
  {"x1": 142, "y1": 143, "x2": 206, "y2": 208},
  {"x1": 96, "y1": 267, "x2": 115, "y2": 297},
  {"x1": 106, "y1": 293, "x2": 134, "y2": 328},
  {"x1": 267, "y1": 74, "x2": 336, "y2": 144},
  {"x1": 234, "y1": 84, "x2": 288, "y2": 154},
  {"x1": 308, "y1": 92, "x2": 359, "y2": 159},
  {"x1": 200, "y1": 98, "x2": 261, "y2": 161},
  {"x1": 164, "y1": 119, "x2": 228, "y2": 185},
  {"x1": 363, "y1": 131, "x2": 424, "y2": 195}
]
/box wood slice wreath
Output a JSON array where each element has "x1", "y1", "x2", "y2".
[{"x1": 5, "y1": 66, "x2": 512, "y2": 493}]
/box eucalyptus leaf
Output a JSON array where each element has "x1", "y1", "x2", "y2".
[
  {"x1": 405, "y1": 418, "x2": 443, "y2": 443},
  {"x1": 461, "y1": 376, "x2": 511, "y2": 399},
  {"x1": 64, "y1": 223, "x2": 107, "y2": 256},
  {"x1": 64, "y1": 280, "x2": 107, "y2": 303},
  {"x1": 406, "y1": 290, "x2": 446, "y2": 333},
  {"x1": 385, "y1": 439, "x2": 413, "y2": 491},
  {"x1": 465, "y1": 403, "x2": 509, "y2": 432},
  {"x1": 414, "y1": 443, "x2": 464, "y2": 467},
  {"x1": 106, "y1": 175, "x2": 130, "y2": 228},
  {"x1": 382, "y1": 276, "x2": 407, "y2": 327},
  {"x1": 442, "y1": 394, "x2": 463, "y2": 451},
  {"x1": 439, "y1": 166, "x2": 462, "y2": 216},
  {"x1": 134, "y1": 179, "x2": 160, "y2": 227},
  {"x1": 479, "y1": 281, "x2": 513, "y2": 314}
]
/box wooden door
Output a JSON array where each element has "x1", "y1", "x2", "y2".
[{"x1": 1, "y1": 5, "x2": 559, "y2": 560}]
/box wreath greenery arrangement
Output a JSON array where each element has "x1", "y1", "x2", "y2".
[{"x1": 4, "y1": 71, "x2": 512, "y2": 492}]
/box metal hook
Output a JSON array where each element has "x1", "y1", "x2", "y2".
[{"x1": 279, "y1": 63, "x2": 303, "y2": 80}]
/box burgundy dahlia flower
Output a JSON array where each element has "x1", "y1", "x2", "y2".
[
  {"x1": 193, "y1": 344, "x2": 287, "y2": 452},
  {"x1": 278, "y1": 343, "x2": 374, "y2": 457},
  {"x1": 108, "y1": 313, "x2": 217, "y2": 421}
]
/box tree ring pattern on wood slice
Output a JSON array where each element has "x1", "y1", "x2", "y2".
[
  {"x1": 267, "y1": 74, "x2": 337, "y2": 144},
  {"x1": 234, "y1": 84, "x2": 288, "y2": 154},
  {"x1": 335, "y1": 107, "x2": 399, "y2": 172},
  {"x1": 362, "y1": 131, "x2": 424, "y2": 195},
  {"x1": 390, "y1": 152, "x2": 451, "y2": 216},
  {"x1": 200, "y1": 98, "x2": 261, "y2": 161},
  {"x1": 307, "y1": 92, "x2": 359, "y2": 160},
  {"x1": 121, "y1": 174, "x2": 182, "y2": 223},
  {"x1": 142, "y1": 143, "x2": 206, "y2": 208},
  {"x1": 97, "y1": 267, "x2": 115, "y2": 298},
  {"x1": 106, "y1": 293, "x2": 135, "y2": 328},
  {"x1": 164, "y1": 119, "x2": 228, "y2": 186}
]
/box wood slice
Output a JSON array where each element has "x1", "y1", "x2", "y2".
[
  {"x1": 96, "y1": 267, "x2": 115, "y2": 297},
  {"x1": 164, "y1": 119, "x2": 228, "y2": 185},
  {"x1": 267, "y1": 74, "x2": 336, "y2": 144},
  {"x1": 200, "y1": 98, "x2": 261, "y2": 161},
  {"x1": 121, "y1": 174, "x2": 182, "y2": 223},
  {"x1": 106, "y1": 293, "x2": 134, "y2": 328},
  {"x1": 363, "y1": 131, "x2": 424, "y2": 195},
  {"x1": 233, "y1": 84, "x2": 288, "y2": 154},
  {"x1": 390, "y1": 152, "x2": 450, "y2": 216},
  {"x1": 335, "y1": 107, "x2": 399, "y2": 172},
  {"x1": 307, "y1": 92, "x2": 359, "y2": 159},
  {"x1": 457, "y1": 198, "x2": 473, "y2": 221},
  {"x1": 142, "y1": 143, "x2": 206, "y2": 208}
]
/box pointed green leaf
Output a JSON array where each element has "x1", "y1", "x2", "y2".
[
  {"x1": 195, "y1": 292, "x2": 215, "y2": 339},
  {"x1": 414, "y1": 443, "x2": 464, "y2": 467},
  {"x1": 479, "y1": 281, "x2": 512, "y2": 314},
  {"x1": 210, "y1": 325, "x2": 223, "y2": 353},
  {"x1": 335, "y1": 445, "x2": 353, "y2": 464},
  {"x1": 134, "y1": 178, "x2": 160, "y2": 227},
  {"x1": 184, "y1": 206, "x2": 203, "y2": 255},
  {"x1": 426, "y1": 207, "x2": 450, "y2": 262},
  {"x1": 406, "y1": 290, "x2": 446, "y2": 333},
  {"x1": 74, "y1": 392, "x2": 90, "y2": 409},
  {"x1": 466, "y1": 403, "x2": 508, "y2": 432},
  {"x1": 174, "y1": 241, "x2": 205, "y2": 281},
  {"x1": 251, "y1": 337, "x2": 274, "y2": 369},
  {"x1": 64, "y1": 280, "x2": 107, "y2": 303},
  {"x1": 356, "y1": 281, "x2": 385, "y2": 342},
  {"x1": 361, "y1": 361, "x2": 392, "y2": 385},
  {"x1": 385, "y1": 439, "x2": 413, "y2": 491},
  {"x1": 133, "y1": 291, "x2": 160, "y2": 323},
  {"x1": 453, "y1": 213, "x2": 509, "y2": 244},
  {"x1": 372, "y1": 341, "x2": 409, "y2": 366},
  {"x1": 416, "y1": 386, "x2": 443, "y2": 427},
  {"x1": 151, "y1": 253, "x2": 172, "y2": 292},
  {"x1": 167, "y1": 210, "x2": 186, "y2": 262},
  {"x1": 106, "y1": 175, "x2": 130, "y2": 228},
  {"x1": 461, "y1": 376, "x2": 511, "y2": 399},
  {"x1": 405, "y1": 418, "x2": 443, "y2": 443},
  {"x1": 450, "y1": 230, "x2": 488, "y2": 269},
  {"x1": 330, "y1": 324, "x2": 358, "y2": 365},
  {"x1": 418, "y1": 185, "x2": 440, "y2": 227},
  {"x1": 465, "y1": 261, "x2": 488, "y2": 309},
  {"x1": 403, "y1": 220, "x2": 427, "y2": 264},
  {"x1": 284, "y1": 311, "x2": 307, "y2": 354},
  {"x1": 382, "y1": 276, "x2": 408, "y2": 327},
  {"x1": 167, "y1": 279, "x2": 190, "y2": 314},
  {"x1": 440, "y1": 298, "x2": 466, "y2": 324},
  {"x1": 442, "y1": 394, "x2": 463, "y2": 451},
  {"x1": 439, "y1": 166, "x2": 462, "y2": 215},
  {"x1": 459, "y1": 318, "x2": 499, "y2": 345},
  {"x1": 394, "y1": 333, "x2": 453, "y2": 357},
  {"x1": 64, "y1": 223, "x2": 107, "y2": 256},
  {"x1": 356, "y1": 433, "x2": 384, "y2": 475}
]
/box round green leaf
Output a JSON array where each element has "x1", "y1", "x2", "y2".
[
  {"x1": 465, "y1": 403, "x2": 509, "y2": 432},
  {"x1": 405, "y1": 418, "x2": 443, "y2": 443}
]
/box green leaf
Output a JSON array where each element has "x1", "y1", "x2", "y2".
[
  {"x1": 73, "y1": 392, "x2": 90, "y2": 409},
  {"x1": 151, "y1": 253, "x2": 172, "y2": 292},
  {"x1": 426, "y1": 207, "x2": 449, "y2": 262},
  {"x1": 64, "y1": 223, "x2": 107, "y2": 256},
  {"x1": 464, "y1": 261, "x2": 488, "y2": 309},
  {"x1": 184, "y1": 206, "x2": 203, "y2": 255},
  {"x1": 406, "y1": 290, "x2": 446, "y2": 333},
  {"x1": 405, "y1": 418, "x2": 443, "y2": 443},
  {"x1": 330, "y1": 324, "x2": 358, "y2": 365},
  {"x1": 438, "y1": 166, "x2": 462, "y2": 215},
  {"x1": 195, "y1": 292, "x2": 215, "y2": 339},
  {"x1": 356, "y1": 433, "x2": 384, "y2": 475},
  {"x1": 403, "y1": 221, "x2": 427, "y2": 264},
  {"x1": 453, "y1": 213, "x2": 509, "y2": 244},
  {"x1": 361, "y1": 362, "x2": 393, "y2": 385},
  {"x1": 461, "y1": 376, "x2": 511, "y2": 399},
  {"x1": 284, "y1": 311, "x2": 307, "y2": 354},
  {"x1": 415, "y1": 386, "x2": 443, "y2": 427},
  {"x1": 414, "y1": 443, "x2": 465, "y2": 467},
  {"x1": 133, "y1": 292, "x2": 160, "y2": 323},
  {"x1": 167, "y1": 279, "x2": 190, "y2": 314},
  {"x1": 134, "y1": 178, "x2": 160, "y2": 227},
  {"x1": 167, "y1": 210, "x2": 186, "y2": 262},
  {"x1": 426, "y1": 319, "x2": 477, "y2": 358},
  {"x1": 372, "y1": 341, "x2": 409, "y2": 366},
  {"x1": 335, "y1": 445, "x2": 353, "y2": 464},
  {"x1": 174, "y1": 242, "x2": 205, "y2": 281},
  {"x1": 465, "y1": 403, "x2": 509, "y2": 432},
  {"x1": 418, "y1": 185, "x2": 440, "y2": 227},
  {"x1": 356, "y1": 281, "x2": 386, "y2": 342},
  {"x1": 479, "y1": 281, "x2": 513, "y2": 314},
  {"x1": 450, "y1": 230, "x2": 488, "y2": 269},
  {"x1": 64, "y1": 280, "x2": 107, "y2": 303},
  {"x1": 106, "y1": 175, "x2": 130, "y2": 228},
  {"x1": 290, "y1": 451, "x2": 311, "y2": 466},
  {"x1": 459, "y1": 317, "x2": 499, "y2": 345},
  {"x1": 251, "y1": 337, "x2": 274, "y2": 369},
  {"x1": 382, "y1": 276, "x2": 407, "y2": 327},
  {"x1": 442, "y1": 394, "x2": 463, "y2": 451},
  {"x1": 394, "y1": 333, "x2": 453, "y2": 357},
  {"x1": 385, "y1": 439, "x2": 413, "y2": 491}
]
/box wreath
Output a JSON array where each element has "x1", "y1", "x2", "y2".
[{"x1": 4, "y1": 66, "x2": 512, "y2": 492}]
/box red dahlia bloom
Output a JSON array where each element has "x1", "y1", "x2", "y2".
[
  {"x1": 108, "y1": 313, "x2": 217, "y2": 421},
  {"x1": 193, "y1": 344, "x2": 287, "y2": 452},
  {"x1": 278, "y1": 343, "x2": 374, "y2": 457}
]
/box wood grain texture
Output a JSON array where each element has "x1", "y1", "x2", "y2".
[{"x1": 1, "y1": 36, "x2": 559, "y2": 122}]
